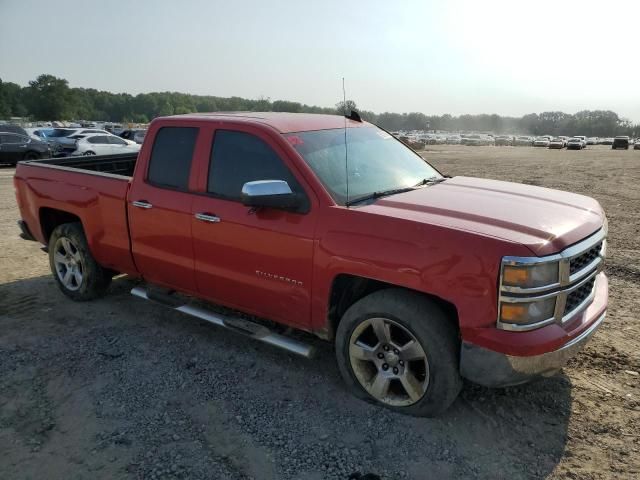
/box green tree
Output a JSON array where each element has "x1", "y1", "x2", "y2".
[
  {"x1": 335, "y1": 100, "x2": 358, "y2": 115},
  {"x1": 26, "y1": 74, "x2": 72, "y2": 120}
]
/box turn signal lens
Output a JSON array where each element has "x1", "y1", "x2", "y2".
[
  {"x1": 499, "y1": 298, "x2": 556, "y2": 325},
  {"x1": 500, "y1": 304, "x2": 527, "y2": 322},
  {"x1": 503, "y1": 267, "x2": 530, "y2": 285}
]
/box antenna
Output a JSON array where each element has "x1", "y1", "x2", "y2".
[{"x1": 342, "y1": 77, "x2": 349, "y2": 206}]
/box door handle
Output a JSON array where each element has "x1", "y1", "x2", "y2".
[
  {"x1": 195, "y1": 212, "x2": 221, "y2": 223},
  {"x1": 132, "y1": 200, "x2": 153, "y2": 209}
]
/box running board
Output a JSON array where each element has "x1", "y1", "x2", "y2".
[{"x1": 130, "y1": 287, "x2": 315, "y2": 359}]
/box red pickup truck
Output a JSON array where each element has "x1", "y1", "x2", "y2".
[{"x1": 14, "y1": 112, "x2": 608, "y2": 416}]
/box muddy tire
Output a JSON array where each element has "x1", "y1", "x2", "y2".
[
  {"x1": 335, "y1": 288, "x2": 462, "y2": 417},
  {"x1": 49, "y1": 222, "x2": 112, "y2": 301}
]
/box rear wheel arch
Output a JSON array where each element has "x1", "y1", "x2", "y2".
[
  {"x1": 40, "y1": 208, "x2": 83, "y2": 244},
  {"x1": 326, "y1": 273, "x2": 460, "y2": 341}
]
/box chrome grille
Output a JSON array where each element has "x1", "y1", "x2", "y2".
[
  {"x1": 498, "y1": 227, "x2": 606, "y2": 331},
  {"x1": 569, "y1": 242, "x2": 603, "y2": 275},
  {"x1": 564, "y1": 277, "x2": 596, "y2": 315}
]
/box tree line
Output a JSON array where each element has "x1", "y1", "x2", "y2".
[{"x1": 1, "y1": 74, "x2": 637, "y2": 137}]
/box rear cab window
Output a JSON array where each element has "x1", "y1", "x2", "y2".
[
  {"x1": 147, "y1": 127, "x2": 198, "y2": 191},
  {"x1": 207, "y1": 129, "x2": 309, "y2": 211}
]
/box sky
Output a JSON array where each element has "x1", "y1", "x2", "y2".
[{"x1": 1, "y1": 0, "x2": 639, "y2": 121}]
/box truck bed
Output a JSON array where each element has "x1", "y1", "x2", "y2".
[
  {"x1": 21, "y1": 153, "x2": 138, "y2": 178},
  {"x1": 14, "y1": 152, "x2": 139, "y2": 276}
]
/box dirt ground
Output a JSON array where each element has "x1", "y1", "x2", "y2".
[{"x1": 0, "y1": 145, "x2": 638, "y2": 480}]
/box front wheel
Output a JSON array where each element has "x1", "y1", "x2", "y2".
[
  {"x1": 83, "y1": 151, "x2": 96, "y2": 156},
  {"x1": 23, "y1": 151, "x2": 40, "y2": 160},
  {"x1": 49, "y1": 222, "x2": 112, "y2": 301},
  {"x1": 335, "y1": 289, "x2": 462, "y2": 417}
]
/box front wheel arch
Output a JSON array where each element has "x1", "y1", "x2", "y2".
[
  {"x1": 335, "y1": 288, "x2": 462, "y2": 416},
  {"x1": 326, "y1": 274, "x2": 459, "y2": 341}
]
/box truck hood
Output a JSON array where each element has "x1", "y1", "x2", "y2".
[{"x1": 360, "y1": 176, "x2": 604, "y2": 256}]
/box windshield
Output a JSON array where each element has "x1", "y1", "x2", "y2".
[
  {"x1": 287, "y1": 126, "x2": 441, "y2": 205},
  {"x1": 48, "y1": 128, "x2": 75, "y2": 138}
]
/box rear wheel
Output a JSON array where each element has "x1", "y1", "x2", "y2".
[
  {"x1": 335, "y1": 289, "x2": 462, "y2": 417},
  {"x1": 49, "y1": 222, "x2": 112, "y2": 301},
  {"x1": 83, "y1": 151, "x2": 96, "y2": 156},
  {"x1": 23, "y1": 151, "x2": 40, "y2": 160}
]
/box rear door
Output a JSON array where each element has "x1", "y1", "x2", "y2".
[
  {"x1": 190, "y1": 127, "x2": 317, "y2": 328},
  {"x1": 0, "y1": 134, "x2": 28, "y2": 163},
  {"x1": 108, "y1": 135, "x2": 132, "y2": 153},
  {"x1": 87, "y1": 136, "x2": 113, "y2": 155},
  {"x1": 127, "y1": 125, "x2": 201, "y2": 292}
]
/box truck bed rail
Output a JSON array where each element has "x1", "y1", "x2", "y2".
[{"x1": 19, "y1": 153, "x2": 138, "y2": 178}]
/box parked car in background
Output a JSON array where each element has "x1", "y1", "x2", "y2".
[
  {"x1": 29, "y1": 128, "x2": 54, "y2": 141},
  {"x1": 548, "y1": 138, "x2": 565, "y2": 149},
  {"x1": 574, "y1": 136, "x2": 588, "y2": 148},
  {"x1": 37, "y1": 128, "x2": 82, "y2": 157},
  {"x1": 514, "y1": 136, "x2": 533, "y2": 146},
  {"x1": 494, "y1": 135, "x2": 514, "y2": 146},
  {"x1": 0, "y1": 124, "x2": 29, "y2": 137},
  {"x1": 133, "y1": 130, "x2": 146, "y2": 144},
  {"x1": 461, "y1": 134, "x2": 494, "y2": 146},
  {"x1": 0, "y1": 132, "x2": 51, "y2": 165},
  {"x1": 567, "y1": 137, "x2": 585, "y2": 150},
  {"x1": 634, "y1": 140, "x2": 640, "y2": 150},
  {"x1": 446, "y1": 134, "x2": 461, "y2": 145},
  {"x1": 600, "y1": 138, "x2": 614, "y2": 145},
  {"x1": 612, "y1": 136, "x2": 630, "y2": 150},
  {"x1": 587, "y1": 137, "x2": 598, "y2": 145},
  {"x1": 533, "y1": 136, "x2": 551, "y2": 147},
  {"x1": 71, "y1": 134, "x2": 142, "y2": 156},
  {"x1": 67, "y1": 128, "x2": 116, "y2": 137},
  {"x1": 120, "y1": 129, "x2": 147, "y2": 144}
]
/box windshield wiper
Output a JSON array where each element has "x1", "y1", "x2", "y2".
[
  {"x1": 345, "y1": 177, "x2": 446, "y2": 207},
  {"x1": 413, "y1": 176, "x2": 447, "y2": 187}
]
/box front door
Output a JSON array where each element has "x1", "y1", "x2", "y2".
[{"x1": 191, "y1": 128, "x2": 316, "y2": 328}]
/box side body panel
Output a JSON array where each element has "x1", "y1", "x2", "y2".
[
  {"x1": 13, "y1": 164, "x2": 138, "y2": 275},
  {"x1": 309, "y1": 205, "x2": 521, "y2": 338}
]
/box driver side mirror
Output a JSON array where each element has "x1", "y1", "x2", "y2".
[{"x1": 241, "y1": 180, "x2": 300, "y2": 211}]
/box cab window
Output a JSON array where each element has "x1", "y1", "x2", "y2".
[
  {"x1": 208, "y1": 130, "x2": 307, "y2": 210},
  {"x1": 147, "y1": 127, "x2": 198, "y2": 190}
]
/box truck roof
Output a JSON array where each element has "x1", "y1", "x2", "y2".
[{"x1": 162, "y1": 112, "x2": 370, "y2": 133}]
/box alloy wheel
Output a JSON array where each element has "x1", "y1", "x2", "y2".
[
  {"x1": 349, "y1": 317, "x2": 429, "y2": 406},
  {"x1": 53, "y1": 237, "x2": 84, "y2": 291}
]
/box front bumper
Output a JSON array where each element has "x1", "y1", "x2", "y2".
[
  {"x1": 460, "y1": 272, "x2": 607, "y2": 387},
  {"x1": 460, "y1": 311, "x2": 605, "y2": 387}
]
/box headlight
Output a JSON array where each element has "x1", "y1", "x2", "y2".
[
  {"x1": 502, "y1": 262, "x2": 559, "y2": 289},
  {"x1": 499, "y1": 298, "x2": 556, "y2": 326}
]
